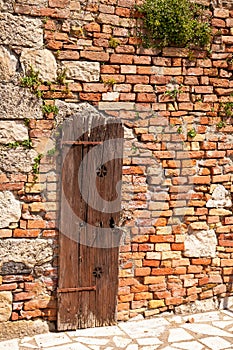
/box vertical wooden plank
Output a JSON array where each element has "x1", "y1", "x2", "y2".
[{"x1": 58, "y1": 118, "x2": 81, "y2": 330}]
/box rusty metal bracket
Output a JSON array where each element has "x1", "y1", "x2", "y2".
[{"x1": 57, "y1": 286, "x2": 96, "y2": 293}]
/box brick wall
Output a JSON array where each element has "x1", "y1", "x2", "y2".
[{"x1": 0, "y1": 0, "x2": 233, "y2": 327}]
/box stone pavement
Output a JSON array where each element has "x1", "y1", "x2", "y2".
[{"x1": 1, "y1": 310, "x2": 233, "y2": 350}]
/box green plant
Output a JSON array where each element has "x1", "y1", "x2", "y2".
[
  {"x1": 7, "y1": 139, "x2": 32, "y2": 149},
  {"x1": 214, "y1": 29, "x2": 222, "y2": 36},
  {"x1": 187, "y1": 50, "x2": 195, "y2": 61},
  {"x1": 71, "y1": 26, "x2": 85, "y2": 37},
  {"x1": 216, "y1": 120, "x2": 226, "y2": 129},
  {"x1": 33, "y1": 154, "x2": 43, "y2": 174},
  {"x1": 226, "y1": 56, "x2": 233, "y2": 65},
  {"x1": 165, "y1": 84, "x2": 183, "y2": 100},
  {"x1": 177, "y1": 126, "x2": 183, "y2": 134},
  {"x1": 136, "y1": 0, "x2": 211, "y2": 49},
  {"x1": 222, "y1": 102, "x2": 233, "y2": 117},
  {"x1": 65, "y1": 82, "x2": 70, "y2": 95},
  {"x1": 131, "y1": 145, "x2": 138, "y2": 153},
  {"x1": 109, "y1": 36, "x2": 120, "y2": 48},
  {"x1": 56, "y1": 68, "x2": 68, "y2": 85},
  {"x1": 47, "y1": 148, "x2": 56, "y2": 156},
  {"x1": 35, "y1": 90, "x2": 44, "y2": 98},
  {"x1": 42, "y1": 16, "x2": 49, "y2": 24},
  {"x1": 21, "y1": 139, "x2": 33, "y2": 149},
  {"x1": 187, "y1": 128, "x2": 197, "y2": 138},
  {"x1": 20, "y1": 66, "x2": 41, "y2": 91},
  {"x1": 24, "y1": 118, "x2": 30, "y2": 127},
  {"x1": 135, "y1": 111, "x2": 140, "y2": 120},
  {"x1": 103, "y1": 78, "x2": 116, "y2": 86},
  {"x1": 42, "y1": 104, "x2": 59, "y2": 116}
]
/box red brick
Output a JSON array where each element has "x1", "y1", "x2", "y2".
[
  {"x1": 79, "y1": 93, "x2": 101, "y2": 101},
  {"x1": 191, "y1": 258, "x2": 211, "y2": 265},
  {"x1": 81, "y1": 51, "x2": 109, "y2": 61},
  {"x1": 57, "y1": 51, "x2": 79, "y2": 60},
  {"x1": 13, "y1": 229, "x2": 40, "y2": 238},
  {"x1": 110, "y1": 54, "x2": 134, "y2": 64},
  {"x1": 27, "y1": 220, "x2": 46, "y2": 229},
  {"x1": 154, "y1": 291, "x2": 171, "y2": 299},
  {"x1": 200, "y1": 290, "x2": 213, "y2": 299},
  {"x1": 119, "y1": 278, "x2": 140, "y2": 287},
  {"x1": 150, "y1": 235, "x2": 174, "y2": 243},
  {"x1": 188, "y1": 265, "x2": 203, "y2": 273},
  {"x1": 171, "y1": 243, "x2": 184, "y2": 251},
  {"x1": 126, "y1": 76, "x2": 150, "y2": 84},
  {"x1": 0, "y1": 283, "x2": 17, "y2": 291},
  {"x1": 213, "y1": 284, "x2": 226, "y2": 295},
  {"x1": 193, "y1": 176, "x2": 211, "y2": 184},
  {"x1": 143, "y1": 260, "x2": 160, "y2": 267},
  {"x1": 115, "y1": 7, "x2": 131, "y2": 17},
  {"x1": 152, "y1": 268, "x2": 173, "y2": 276},
  {"x1": 119, "y1": 294, "x2": 134, "y2": 302},
  {"x1": 138, "y1": 244, "x2": 154, "y2": 252},
  {"x1": 84, "y1": 22, "x2": 101, "y2": 32},
  {"x1": 165, "y1": 297, "x2": 183, "y2": 305},
  {"x1": 0, "y1": 183, "x2": 24, "y2": 191},
  {"x1": 131, "y1": 300, "x2": 147, "y2": 309},
  {"x1": 133, "y1": 56, "x2": 151, "y2": 65},
  {"x1": 0, "y1": 229, "x2": 12, "y2": 238},
  {"x1": 49, "y1": 0, "x2": 69, "y2": 8},
  {"x1": 221, "y1": 259, "x2": 233, "y2": 267},
  {"x1": 173, "y1": 267, "x2": 187, "y2": 274},
  {"x1": 224, "y1": 217, "x2": 233, "y2": 225},
  {"x1": 14, "y1": 292, "x2": 35, "y2": 302},
  {"x1": 137, "y1": 93, "x2": 156, "y2": 102},
  {"x1": 20, "y1": 310, "x2": 42, "y2": 319},
  {"x1": 135, "y1": 268, "x2": 151, "y2": 276},
  {"x1": 134, "y1": 292, "x2": 153, "y2": 300}
]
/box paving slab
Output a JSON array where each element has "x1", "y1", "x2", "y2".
[
  {"x1": 199, "y1": 336, "x2": 232, "y2": 350},
  {"x1": 0, "y1": 309, "x2": 232, "y2": 350}
]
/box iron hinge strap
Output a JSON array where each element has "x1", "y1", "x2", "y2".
[
  {"x1": 61, "y1": 141, "x2": 102, "y2": 145},
  {"x1": 57, "y1": 286, "x2": 96, "y2": 293}
]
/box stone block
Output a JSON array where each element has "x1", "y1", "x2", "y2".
[
  {"x1": 0, "y1": 191, "x2": 21, "y2": 229},
  {"x1": 0, "y1": 0, "x2": 14, "y2": 12},
  {"x1": 1, "y1": 262, "x2": 31, "y2": 275},
  {"x1": 0, "y1": 121, "x2": 28, "y2": 144},
  {"x1": 0, "y1": 239, "x2": 53, "y2": 268},
  {"x1": 184, "y1": 229, "x2": 217, "y2": 258},
  {"x1": 20, "y1": 49, "x2": 57, "y2": 82},
  {"x1": 0, "y1": 13, "x2": 43, "y2": 47},
  {"x1": 0, "y1": 319, "x2": 50, "y2": 340},
  {"x1": 174, "y1": 298, "x2": 218, "y2": 314},
  {"x1": 0, "y1": 148, "x2": 37, "y2": 173},
  {"x1": 207, "y1": 184, "x2": 232, "y2": 208},
  {"x1": 62, "y1": 61, "x2": 100, "y2": 82},
  {"x1": 0, "y1": 83, "x2": 43, "y2": 119},
  {"x1": 0, "y1": 46, "x2": 18, "y2": 81},
  {"x1": 0, "y1": 291, "x2": 12, "y2": 322}
]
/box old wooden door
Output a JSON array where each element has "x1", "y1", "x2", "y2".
[{"x1": 57, "y1": 112, "x2": 124, "y2": 331}]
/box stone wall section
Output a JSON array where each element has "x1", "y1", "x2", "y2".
[{"x1": 0, "y1": 0, "x2": 233, "y2": 330}]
